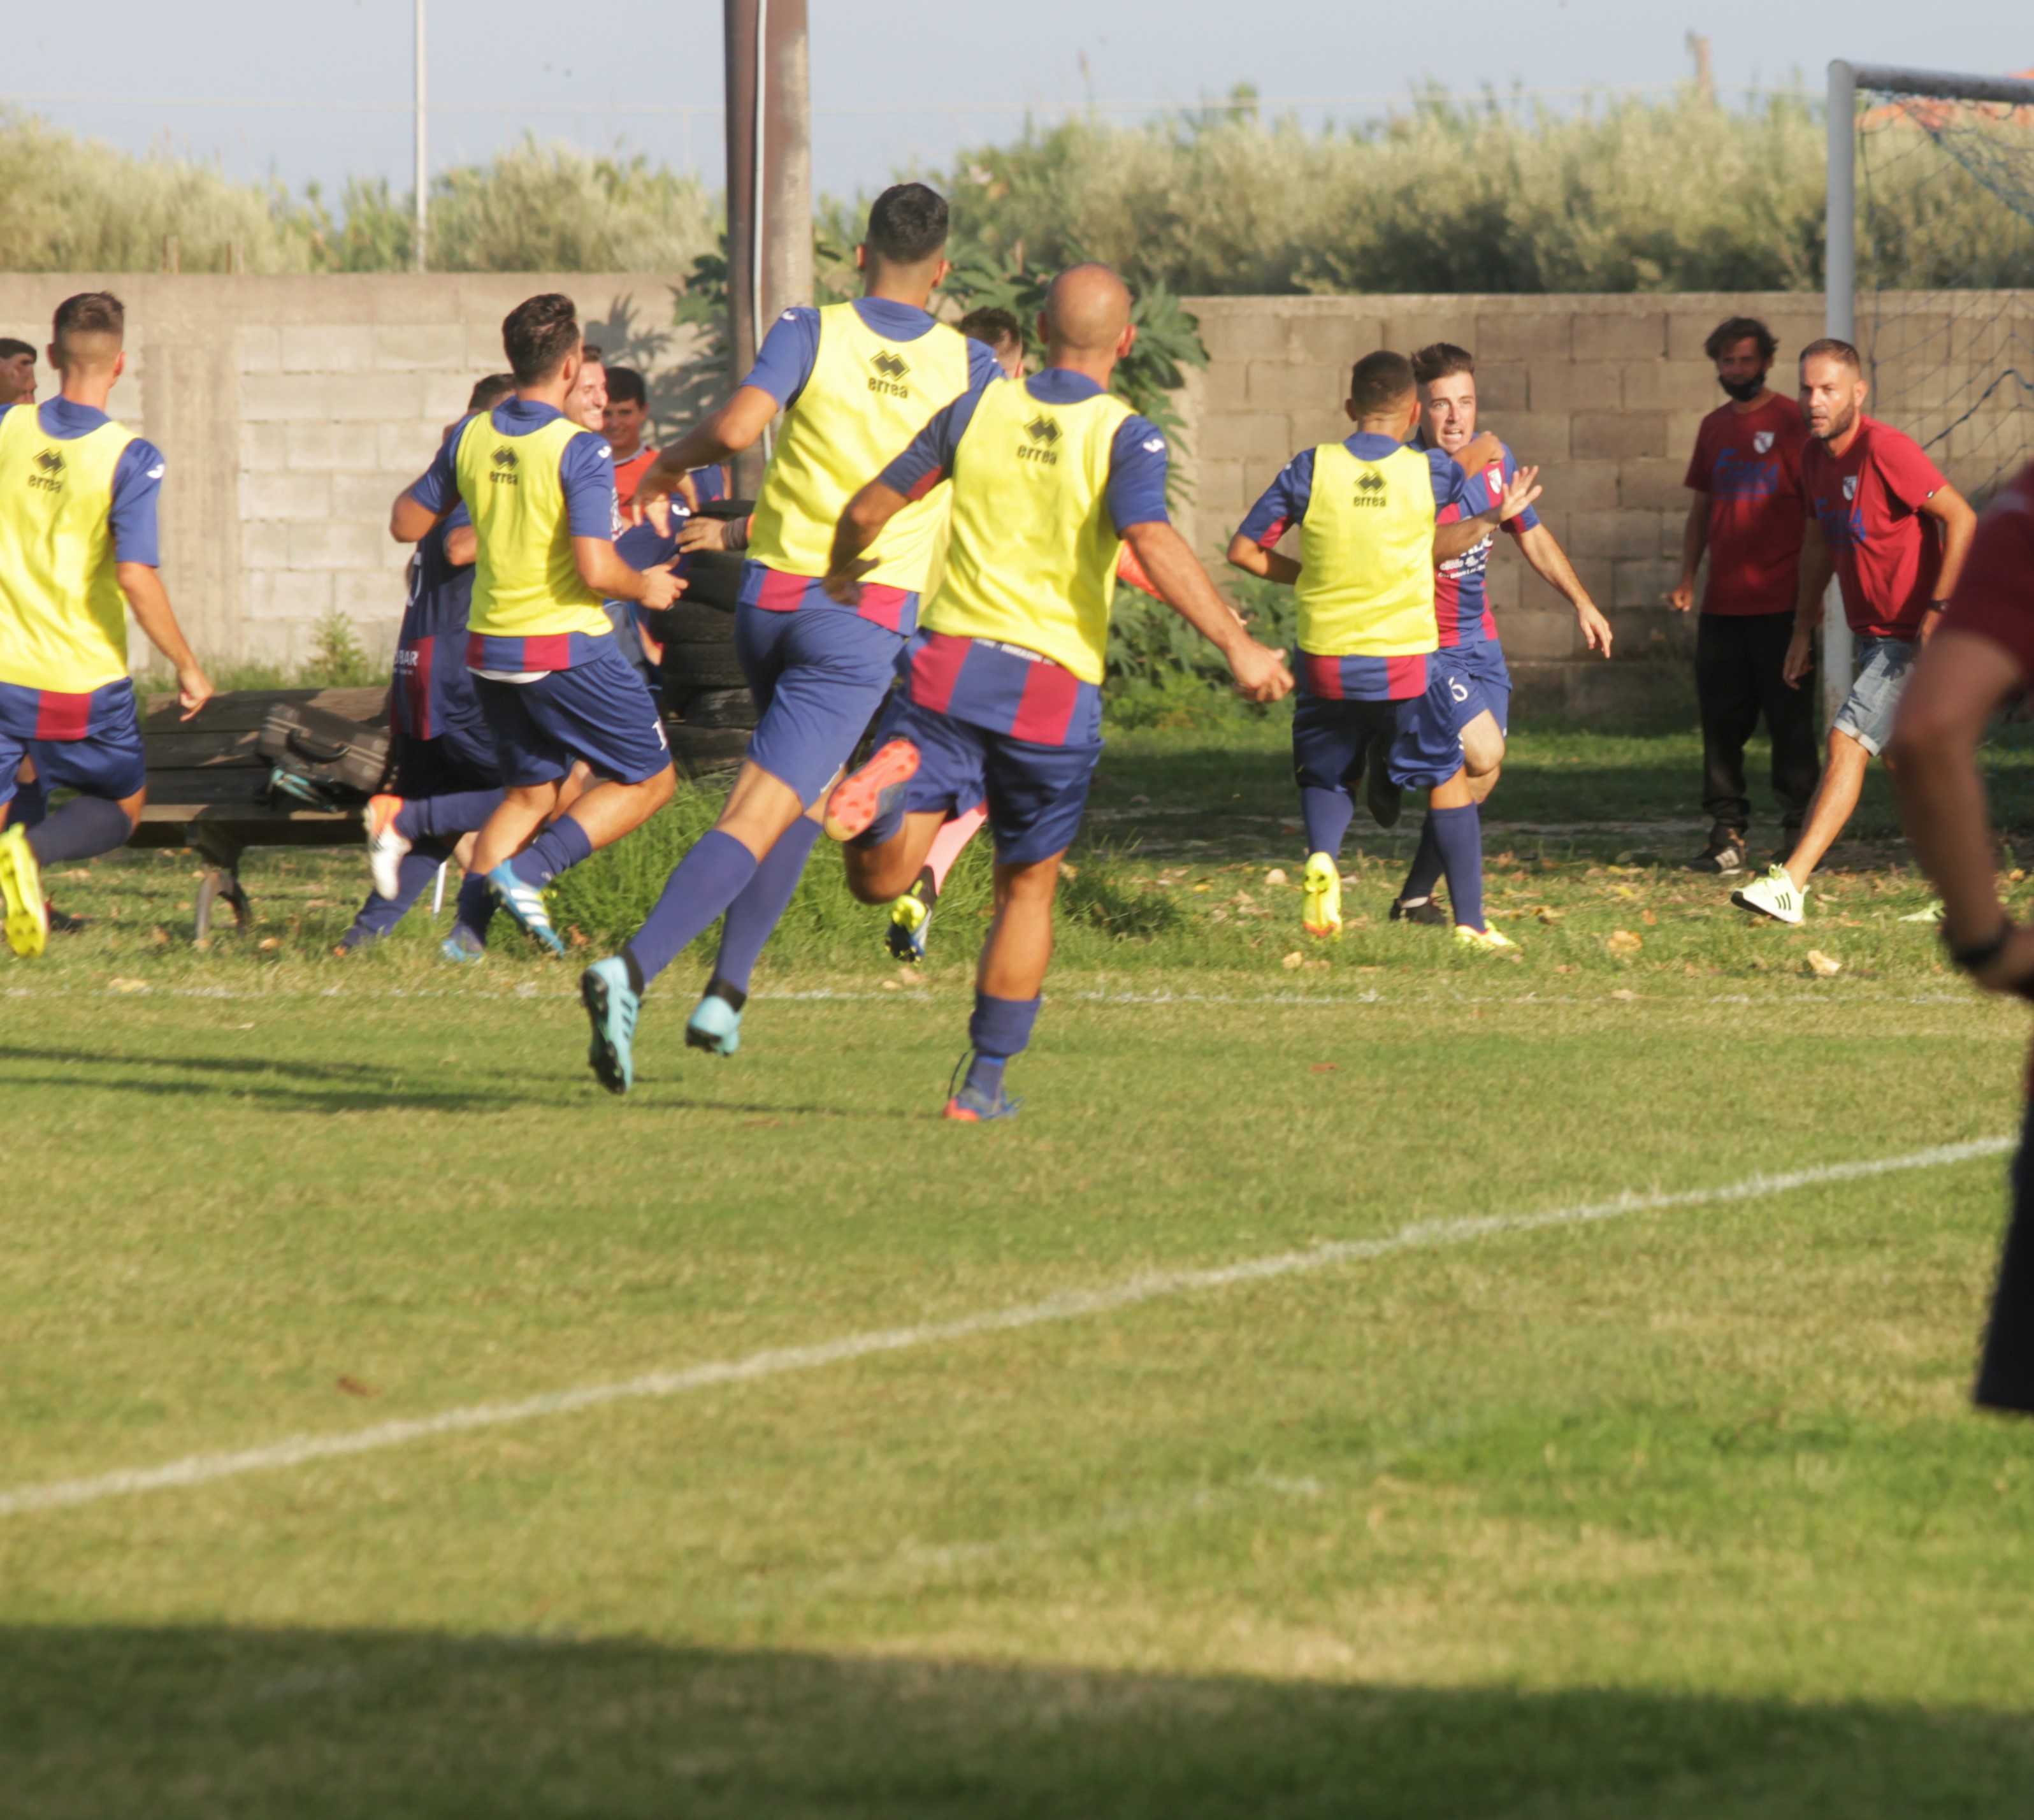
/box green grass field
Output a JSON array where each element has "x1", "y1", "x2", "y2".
[{"x1": 6, "y1": 719, "x2": 2034, "y2": 1817}]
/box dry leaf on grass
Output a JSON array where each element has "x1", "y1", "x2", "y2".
[
  {"x1": 1606, "y1": 928, "x2": 1643, "y2": 958},
  {"x1": 1281, "y1": 951, "x2": 1304, "y2": 970},
  {"x1": 1264, "y1": 867, "x2": 1289, "y2": 886},
  {"x1": 1806, "y1": 949, "x2": 1843, "y2": 978},
  {"x1": 1609, "y1": 988, "x2": 1639, "y2": 1001},
  {"x1": 106, "y1": 977, "x2": 149, "y2": 994}
]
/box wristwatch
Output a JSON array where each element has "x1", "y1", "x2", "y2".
[{"x1": 1928, "y1": 599, "x2": 1951, "y2": 613}]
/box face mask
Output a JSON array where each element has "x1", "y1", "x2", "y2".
[{"x1": 1719, "y1": 374, "x2": 1764, "y2": 403}]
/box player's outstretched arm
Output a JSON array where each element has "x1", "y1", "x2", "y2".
[
  {"x1": 1225, "y1": 530, "x2": 1301, "y2": 588},
  {"x1": 823, "y1": 480, "x2": 910, "y2": 605},
  {"x1": 1434, "y1": 465, "x2": 1541, "y2": 562},
  {"x1": 1892, "y1": 629, "x2": 2034, "y2": 993},
  {"x1": 573, "y1": 537, "x2": 684, "y2": 611},
  {"x1": 1513, "y1": 522, "x2": 1613, "y2": 657},
  {"x1": 1128, "y1": 521, "x2": 1294, "y2": 704},
  {"x1": 117, "y1": 563, "x2": 212, "y2": 721},
  {"x1": 631, "y1": 388, "x2": 779, "y2": 523}
]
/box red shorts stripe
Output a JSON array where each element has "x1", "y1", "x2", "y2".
[
  {"x1": 856, "y1": 582, "x2": 910, "y2": 633},
  {"x1": 1302, "y1": 653, "x2": 1345, "y2": 700},
  {"x1": 1008, "y1": 661, "x2": 1081, "y2": 745},
  {"x1": 754, "y1": 567, "x2": 811, "y2": 612},
  {"x1": 907, "y1": 632, "x2": 972, "y2": 716},
  {"x1": 32, "y1": 691, "x2": 92, "y2": 740},
  {"x1": 1385, "y1": 653, "x2": 1429, "y2": 699}
]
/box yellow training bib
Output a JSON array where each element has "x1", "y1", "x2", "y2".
[
  {"x1": 1294, "y1": 441, "x2": 1438, "y2": 657},
  {"x1": 455, "y1": 410, "x2": 610, "y2": 644},
  {"x1": 0, "y1": 403, "x2": 136, "y2": 694},
  {"x1": 923, "y1": 380, "x2": 1134, "y2": 686},
  {"x1": 746, "y1": 303, "x2": 973, "y2": 592}
]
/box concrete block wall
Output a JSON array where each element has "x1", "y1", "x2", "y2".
[{"x1": 0, "y1": 275, "x2": 2025, "y2": 712}]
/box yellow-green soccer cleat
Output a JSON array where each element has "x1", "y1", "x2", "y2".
[
  {"x1": 0, "y1": 823, "x2": 49, "y2": 958},
  {"x1": 1301, "y1": 851, "x2": 1343, "y2": 939},
  {"x1": 1453, "y1": 922, "x2": 1519, "y2": 953}
]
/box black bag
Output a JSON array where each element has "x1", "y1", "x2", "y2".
[{"x1": 256, "y1": 704, "x2": 393, "y2": 809}]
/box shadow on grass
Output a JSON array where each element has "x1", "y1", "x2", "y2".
[{"x1": 3, "y1": 1623, "x2": 2028, "y2": 1819}]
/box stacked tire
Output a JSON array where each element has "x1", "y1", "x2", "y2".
[{"x1": 651, "y1": 498, "x2": 754, "y2": 775}]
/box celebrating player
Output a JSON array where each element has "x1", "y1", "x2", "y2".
[
  {"x1": 1886, "y1": 461, "x2": 2034, "y2": 1412},
  {"x1": 1384, "y1": 342, "x2": 1611, "y2": 926},
  {"x1": 1730, "y1": 338, "x2": 1975, "y2": 925},
  {"x1": 1670, "y1": 316, "x2": 1819, "y2": 874},
  {"x1": 815, "y1": 264, "x2": 1291, "y2": 1120},
  {"x1": 390, "y1": 294, "x2": 681, "y2": 960},
  {"x1": 0, "y1": 292, "x2": 213, "y2": 957},
  {"x1": 343, "y1": 372, "x2": 519, "y2": 952},
  {"x1": 1227, "y1": 350, "x2": 1538, "y2": 951},
  {"x1": 575, "y1": 183, "x2": 1002, "y2": 1084}
]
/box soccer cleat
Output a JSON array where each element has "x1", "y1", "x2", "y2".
[
  {"x1": 581, "y1": 957, "x2": 640, "y2": 1095},
  {"x1": 364, "y1": 794, "x2": 411, "y2": 900},
  {"x1": 686, "y1": 993, "x2": 742, "y2": 1057},
  {"x1": 1453, "y1": 922, "x2": 1519, "y2": 953},
  {"x1": 1301, "y1": 851, "x2": 1343, "y2": 939},
  {"x1": 1364, "y1": 735, "x2": 1403, "y2": 830},
  {"x1": 1389, "y1": 894, "x2": 1448, "y2": 926},
  {"x1": 823, "y1": 737, "x2": 921, "y2": 844},
  {"x1": 1684, "y1": 830, "x2": 1747, "y2": 876},
  {"x1": 0, "y1": 824, "x2": 48, "y2": 958},
  {"x1": 1732, "y1": 863, "x2": 1806, "y2": 925},
  {"x1": 439, "y1": 925, "x2": 487, "y2": 964},
  {"x1": 486, "y1": 861, "x2": 565, "y2": 956},
  {"x1": 887, "y1": 877, "x2": 935, "y2": 963},
  {"x1": 944, "y1": 1080, "x2": 1022, "y2": 1122}
]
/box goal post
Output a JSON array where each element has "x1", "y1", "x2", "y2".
[{"x1": 1825, "y1": 60, "x2": 2034, "y2": 732}]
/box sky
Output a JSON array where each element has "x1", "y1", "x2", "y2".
[{"x1": 8, "y1": 0, "x2": 2031, "y2": 206}]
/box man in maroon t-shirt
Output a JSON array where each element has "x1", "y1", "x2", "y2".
[
  {"x1": 1889, "y1": 463, "x2": 2034, "y2": 1413},
  {"x1": 1730, "y1": 337, "x2": 1976, "y2": 925},
  {"x1": 1671, "y1": 314, "x2": 1817, "y2": 874}
]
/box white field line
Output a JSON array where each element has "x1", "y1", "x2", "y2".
[{"x1": 0, "y1": 1137, "x2": 2009, "y2": 1522}]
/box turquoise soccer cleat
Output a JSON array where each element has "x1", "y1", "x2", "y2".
[
  {"x1": 686, "y1": 992, "x2": 742, "y2": 1057},
  {"x1": 942, "y1": 1051, "x2": 1022, "y2": 1122},
  {"x1": 487, "y1": 862, "x2": 565, "y2": 956},
  {"x1": 581, "y1": 957, "x2": 640, "y2": 1095},
  {"x1": 439, "y1": 925, "x2": 486, "y2": 964}
]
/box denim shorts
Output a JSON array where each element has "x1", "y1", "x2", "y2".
[{"x1": 1833, "y1": 634, "x2": 1917, "y2": 758}]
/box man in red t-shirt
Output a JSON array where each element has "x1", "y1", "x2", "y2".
[
  {"x1": 1731, "y1": 337, "x2": 1976, "y2": 925},
  {"x1": 1888, "y1": 463, "x2": 2034, "y2": 1413},
  {"x1": 1670, "y1": 314, "x2": 1817, "y2": 874}
]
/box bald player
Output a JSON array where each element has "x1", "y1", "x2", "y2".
[
  {"x1": 0, "y1": 292, "x2": 212, "y2": 956},
  {"x1": 807, "y1": 265, "x2": 1291, "y2": 1120}
]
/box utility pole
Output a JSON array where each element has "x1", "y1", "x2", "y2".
[
  {"x1": 723, "y1": 0, "x2": 811, "y2": 493},
  {"x1": 1686, "y1": 31, "x2": 1715, "y2": 106},
  {"x1": 414, "y1": 0, "x2": 429, "y2": 272}
]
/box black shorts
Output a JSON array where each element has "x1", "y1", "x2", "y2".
[{"x1": 1976, "y1": 1099, "x2": 2034, "y2": 1414}]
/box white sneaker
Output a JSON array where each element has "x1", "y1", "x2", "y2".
[
  {"x1": 364, "y1": 793, "x2": 410, "y2": 900},
  {"x1": 1731, "y1": 863, "x2": 1805, "y2": 925}
]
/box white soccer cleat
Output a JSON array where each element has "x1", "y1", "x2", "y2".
[
  {"x1": 364, "y1": 793, "x2": 410, "y2": 900},
  {"x1": 1731, "y1": 863, "x2": 1806, "y2": 925}
]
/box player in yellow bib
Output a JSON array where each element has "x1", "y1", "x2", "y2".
[
  {"x1": 0, "y1": 291, "x2": 212, "y2": 958},
  {"x1": 813, "y1": 264, "x2": 1292, "y2": 1120},
  {"x1": 1227, "y1": 350, "x2": 1539, "y2": 952},
  {"x1": 391, "y1": 293, "x2": 682, "y2": 961},
  {"x1": 579, "y1": 185, "x2": 1003, "y2": 1093}
]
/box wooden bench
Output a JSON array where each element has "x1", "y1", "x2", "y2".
[{"x1": 134, "y1": 687, "x2": 754, "y2": 941}]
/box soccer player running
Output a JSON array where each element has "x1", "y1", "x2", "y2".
[
  {"x1": 577, "y1": 184, "x2": 1002, "y2": 1085},
  {"x1": 813, "y1": 264, "x2": 1292, "y2": 1120},
  {"x1": 0, "y1": 292, "x2": 213, "y2": 955},
  {"x1": 1227, "y1": 351, "x2": 1540, "y2": 951},
  {"x1": 1730, "y1": 338, "x2": 1975, "y2": 925},
  {"x1": 390, "y1": 294, "x2": 681, "y2": 960},
  {"x1": 1384, "y1": 342, "x2": 1611, "y2": 925},
  {"x1": 1886, "y1": 460, "x2": 2034, "y2": 1413},
  {"x1": 345, "y1": 372, "x2": 519, "y2": 951},
  {"x1": 1669, "y1": 316, "x2": 1819, "y2": 875}
]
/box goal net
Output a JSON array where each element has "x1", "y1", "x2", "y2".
[{"x1": 1826, "y1": 62, "x2": 2034, "y2": 716}]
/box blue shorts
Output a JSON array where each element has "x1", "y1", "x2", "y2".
[
  {"x1": 390, "y1": 725, "x2": 501, "y2": 800},
  {"x1": 872, "y1": 691, "x2": 1100, "y2": 867},
  {"x1": 1390, "y1": 646, "x2": 1508, "y2": 790},
  {"x1": 1434, "y1": 641, "x2": 1512, "y2": 740},
  {"x1": 0, "y1": 679, "x2": 147, "y2": 807},
  {"x1": 473, "y1": 639, "x2": 670, "y2": 788},
  {"x1": 1833, "y1": 634, "x2": 1917, "y2": 758},
  {"x1": 737, "y1": 601, "x2": 903, "y2": 808}
]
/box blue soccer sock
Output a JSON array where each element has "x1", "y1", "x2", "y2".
[
  {"x1": 710, "y1": 815, "x2": 821, "y2": 994},
  {"x1": 26, "y1": 795, "x2": 131, "y2": 865},
  {"x1": 341, "y1": 840, "x2": 453, "y2": 948},
  {"x1": 1301, "y1": 786, "x2": 1355, "y2": 859},
  {"x1": 399, "y1": 789, "x2": 506, "y2": 842},
  {"x1": 451, "y1": 870, "x2": 496, "y2": 944},
  {"x1": 8, "y1": 772, "x2": 47, "y2": 830},
  {"x1": 962, "y1": 991, "x2": 1041, "y2": 1099},
  {"x1": 1427, "y1": 802, "x2": 1485, "y2": 932},
  {"x1": 507, "y1": 816, "x2": 593, "y2": 890},
  {"x1": 621, "y1": 829, "x2": 759, "y2": 990},
  {"x1": 1397, "y1": 815, "x2": 1445, "y2": 905}
]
